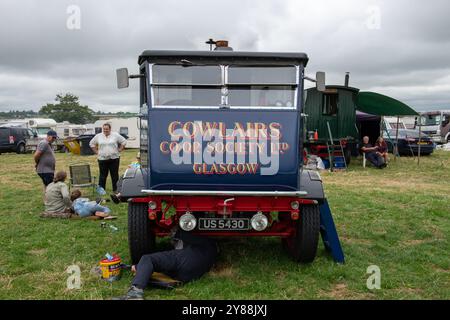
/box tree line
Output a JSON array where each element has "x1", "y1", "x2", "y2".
[{"x1": 1, "y1": 93, "x2": 136, "y2": 124}]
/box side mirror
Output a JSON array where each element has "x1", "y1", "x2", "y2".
[
  {"x1": 316, "y1": 71, "x2": 326, "y2": 92},
  {"x1": 116, "y1": 68, "x2": 129, "y2": 89}
]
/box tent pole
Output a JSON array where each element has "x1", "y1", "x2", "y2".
[
  {"x1": 418, "y1": 113, "x2": 422, "y2": 166},
  {"x1": 394, "y1": 116, "x2": 400, "y2": 160},
  {"x1": 380, "y1": 116, "x2": 384, "y2": 137}
]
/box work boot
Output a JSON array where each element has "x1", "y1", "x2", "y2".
[
  {"x1": 112, "y1": 285, "x2": 144, "y2": 300},
  {"x1": 110, "y1": 193, "x2": 121, "y2": 204}
]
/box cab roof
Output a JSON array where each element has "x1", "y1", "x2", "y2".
[{"x1": 138, "y1": 50, "x2": 309, "y2": 66}]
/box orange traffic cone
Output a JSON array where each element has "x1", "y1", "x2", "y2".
[{"x1": 314, "y1": 130, "x2": 319, "y2": 141}]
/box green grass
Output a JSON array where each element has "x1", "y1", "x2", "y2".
[{"x1": 0, "y1": 150, "x2": 449, "y2": 299}]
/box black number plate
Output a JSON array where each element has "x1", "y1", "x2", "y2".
[{"x1": 198, "y1": 218, "x2": 250, "y2": 231}]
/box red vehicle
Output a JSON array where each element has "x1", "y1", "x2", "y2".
[{"x1": 117, "y1": 42, "x2": 327, "y2": 264}]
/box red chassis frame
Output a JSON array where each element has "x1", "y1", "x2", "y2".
[{"x1": 131, "y1": 196, "x2": 318, "y2": 237}]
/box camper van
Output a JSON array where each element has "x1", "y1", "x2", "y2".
[
  {"x1": 26, "y1": 118, "x2": 57, "y2": 138},
  {"x1": 418, "y1": 110, "x2": 450, "y2": 144},
  {"x1": 93, "y1": 117, "x2": 140, "y2": 148},
  {"x1": 23, "y1": 118, "x2": 58, "y2": 152}
]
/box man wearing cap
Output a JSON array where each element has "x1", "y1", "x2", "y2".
[{"x1": 34, "y1": 130, "x2": 58, "y2": 190}]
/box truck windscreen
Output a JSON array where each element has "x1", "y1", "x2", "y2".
[
  {"x1": 421, "y1": 114, "x2": 441, "y2": 126},
  {"x1": 150, "y1": 64, "x2": 298, "y2": 108}
]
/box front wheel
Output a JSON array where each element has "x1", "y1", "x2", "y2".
[
  {"x1": 283, "y1": 205, "x2": 320, "y2": 263},
  {"x1": 16, "y1": 143, "x2": 26, "y2": 154},
  {"x1": 128, "y1": 202, "x2": 156, "y2": 264}
]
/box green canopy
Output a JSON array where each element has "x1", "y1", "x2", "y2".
[{"x1": 356, "y1": 91, "x2": 418, "y2": 116}]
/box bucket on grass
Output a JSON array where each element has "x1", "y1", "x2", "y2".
[{"x1": 99, "y1": 254, "x2": 122, "y2": 282}]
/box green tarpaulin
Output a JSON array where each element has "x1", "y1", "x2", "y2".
[{"x1": 356, "y1": 91, "x2": 418, "y2": 116}]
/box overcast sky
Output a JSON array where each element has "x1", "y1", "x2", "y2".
[{"x1": 0, "y1": 0, "x2": 449, "y2": 112}]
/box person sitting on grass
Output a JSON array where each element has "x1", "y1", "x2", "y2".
[
  {"x1": 375, "y1": 136, "x2": 389, "y2": 165},
  {"x1": 113, "y1": 228, "x2": 218, "y2": 300},
  {"x1": 70, "y1": 189, "x2": 116, "y2": 220},
  {"x1": 41, "y1": 171, "x2": 73, "y2": 218},
  {"x1": 361, "y1": 136, "x2": 386, "y2": 169}
]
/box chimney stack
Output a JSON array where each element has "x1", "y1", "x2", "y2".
[
  {"x1": 345, "y1": 72, "x2": 350, "y2": 87},
  {"x1": 214, "y1": 40, "x2": 233, "y2": 51}
]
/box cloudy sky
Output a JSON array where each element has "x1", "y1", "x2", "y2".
[{"x1": 0, "y1": 0, "x2": 449, "y2": 112}]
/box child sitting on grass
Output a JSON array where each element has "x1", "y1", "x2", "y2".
[{"x1": 70, "y1": 189, "x2": 116, "y2": 220}]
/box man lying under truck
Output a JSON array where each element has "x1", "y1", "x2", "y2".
[{"x1": 113, "y1": 228, "x2": 218, "y2": 300}]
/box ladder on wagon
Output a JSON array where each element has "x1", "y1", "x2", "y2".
[{"x1": 326, "y1": 121, "x2": 347, "y2": 172}]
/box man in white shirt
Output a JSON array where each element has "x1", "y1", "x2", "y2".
[{"x1": 89, "y1": 123, "x2": 127, "y2": 193}]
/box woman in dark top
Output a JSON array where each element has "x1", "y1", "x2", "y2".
[{"x1": 375, "y1": 137, "x2": 389, "y2": 164}]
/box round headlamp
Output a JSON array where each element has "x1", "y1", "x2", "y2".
[
  {"x1": 148, "y1": 201, "x2": 157, "y2": 210},
  {"x1": 250, "y1": 212, "x2": 269, "y2": 232},
  {"x1": 179, "y1": 212, "x2": 197, "y2": 231}
]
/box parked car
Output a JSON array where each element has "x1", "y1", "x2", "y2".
[
  {"x1": 0, "y1": 126, "x2": 36, "y2": 154},
  {"x1": 383, "y1": 129, "x2": 434, "y2": 155}
]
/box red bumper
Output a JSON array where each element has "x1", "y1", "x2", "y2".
[{"x1": 131, "y1": 195, "x2": 317, "y2": 237}]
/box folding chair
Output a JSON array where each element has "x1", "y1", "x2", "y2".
[{"x1": 69, "y1": 164, "x2": 96, "y2": 197}]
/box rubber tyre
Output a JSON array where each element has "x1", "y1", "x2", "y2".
[
  {"x1": 128, "y1": 202, "x2": 156, "y2": 264},
  {"x1": 344, "y1": 148, "x2": 352, "y2": 165},
  {"x1": 16, "y1": 143, "x2": 26, "y2": 154},
  {"x1": 284, "y1": 205, "x2": 320, "y2": 263}
]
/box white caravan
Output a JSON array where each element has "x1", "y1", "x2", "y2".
[
  {"x1": 383, "y1": 117, "x2": 407, "y2": 131},
  {"x1": 56, "y1": 121, "x2": 91, "y2": 138}
]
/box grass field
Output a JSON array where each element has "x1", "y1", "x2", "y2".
[{"x1": 0, "y1": 149, "x2": 449, "y2": 300}]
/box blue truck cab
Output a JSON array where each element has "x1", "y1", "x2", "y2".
[{"x1": 117, "y1": 42, "x2": 325, "y2": 264}]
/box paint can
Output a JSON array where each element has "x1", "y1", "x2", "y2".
[{"x1": 99, "y1": 254, "x2": 122, "y2": 282}]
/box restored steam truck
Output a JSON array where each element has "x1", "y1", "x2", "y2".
[{"x1": 117, "y1": 41, "x2": 327, "y2": 264}]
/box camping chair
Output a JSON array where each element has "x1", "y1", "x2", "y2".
[{"x1": 69, "y1": 164, "x2": 96, "y2": 197}]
